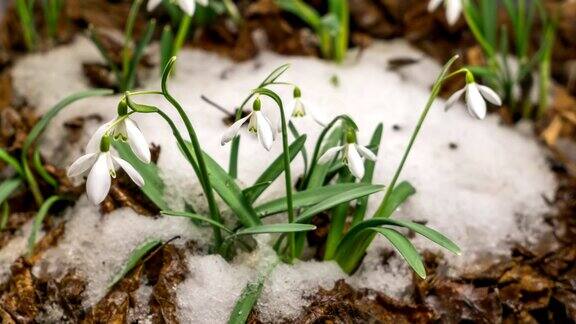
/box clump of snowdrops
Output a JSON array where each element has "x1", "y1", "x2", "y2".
[
  {"x1": 429, "y1": 0, "x2": 556, "y2": 120},
  {"x1": 61, "y1": 52, "x2": 500, "y2": 320}
]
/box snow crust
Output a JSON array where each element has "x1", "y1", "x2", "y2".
[{"x1": 3, "y1": 36, "x2": 558, "y2": 321}]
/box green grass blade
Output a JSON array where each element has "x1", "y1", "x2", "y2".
[
  {"x1": 255, "y1": 183, "x2": 377, "y2": 217},
  {"x1": 275, "y1": 0, "x2": 321, "y2": 30},
  {"x1": 161, "y1": 210, "x2": 233, "y2": 233},
  {"x1": 109, "y1": 239, "x2": 162, "y2": 289},
  {"x1": 369, "y1": 227, "x2": 426, "y2": 279},
  {"x1": 245, "y1": 135, "x2": 306, "y2": 204},
  {"x1": 295, "y1": 184, "x2": 384, "y2": 224},
  {"x1": 114, "y1": 141, "x2": 168, "y2": 210},
  {"x1": 0, "y1": 148, "x2": 23, "y2": 176},
  {"x1": 125, "y1": 19, "x2": 157, "y2": 91},
  {"x1": 27, "y1": 195, "x2": 63, "y2": 254},
  {"x1": 0, "y1": 178, "x2": 22, "y2": 205},
  {"x1": 384, "y1": 219, "x2": 460, "y2": 255},
  {"x1": 0, "y1": 202, "x2": 9, "y2": 231},
  {"x1": 33, "y1": 149, "x2": 58, "y2": 187},
  {"x1": 23, "y1": 89, "x2": 113, "y2": 156}
]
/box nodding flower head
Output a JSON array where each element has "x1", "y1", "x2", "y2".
[
  {"x1": 445, "y1": 71, "x2": 502, "y2": 120},
  {"x1": 221, "y1": 97, "x2": 275, "y2": 151},
  {"x1": 282, "y1": 87, "x2": 326, "y2": 129},
  {"x1": 67, "y1": 134, "x2": 144, "y2": 205},
  {"x1": 147, "y1": 0, "x2": 207, "y2": 16},
  {"x1": 318, "y1": 129, "x2": 377, "y2": 179},
  {"x1": 87, "y1": 115, "x2": 151, "y2": 164},
  {"x1": 428, "y1": 0, "x2": 463, "y2": 26}
]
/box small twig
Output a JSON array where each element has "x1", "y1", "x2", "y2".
[{"x1": 200, "y1": 95, "x2": 235, "y2": 117}]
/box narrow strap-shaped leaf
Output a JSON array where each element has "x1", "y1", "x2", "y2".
[
  {"x1": 375, "y1": 181, "x2": 415, "y2": 219},
  {"x1": 160, "y1": 25, "x2": 174, "y2": 73},
  {"x1": 161, "y1": 210, "x2": 233, "y2": 234},
  {"x1": 245, "y1": 135, "x2": 306, "y2": 203},
  {"x1": 114, "y1": 141, "x2": 168, "y2": 210},
  {"x1": 183, "y1": 141, "x2": 262, "y2": 227},
  {"x1": 28, "y1": 195, "x2": 64, "y2": 254},
  {"x1": 23, "y1": 89, "x2": 113, "y2": 155},
  {"x1": 0, "y1": 202, "x2": 9, "y2": 231},
  {"x1": 109, "y1": 239, "x2": 162, "y2": 289},
  {"x1": 125, "y1": 19, "x2": 156, "y2": 91},
  {"x1": 384, "y1": 219, "x2": 460, "y2": 255},
  {"x1": 242, "y1": 182, "x2": 272, "y2": 200},
  {"x1": 232, "y1": 223, "x2": 316, "y2": 238},
  {"x1": 295, "y1": 184, "x2": 384, "y2": 224},
  {"x1": 369, "y1": 227, "x2": 426, "y2": 279},
  {"x1": 255, "y1": 183, "x2": 377, "y2": 217},
  {"x1": 228, "y1": 279, "x2": 264, "y2": 324},
  {"x1": 0, "y1": 178, "x2": 22, "y2": 206}
]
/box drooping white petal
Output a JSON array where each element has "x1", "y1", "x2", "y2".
[
  {"x1": 67, "y1": 153, "x2": 97, "y2": 178},
  {"x1": 86, "y1": 154, "x2": 112, "y2": 205},
  {"x1": 147, "y1": 0, "x2": 163, "y2": 11},
  {"x1": 445, "y1": 0, "x2": 463, "y2": 25},
  {"x1": 478, "y1": 84, "x2": 502, "y2": 106},
  {"x1": 221, "y1": 113, "x2": 251, "y2": 145},
  {"x1": 428, "y1": 0, "x2": 443, "y2": 11},
  {"x1": 106, "y1": 152, "x2": 117, "y2": 178},
  {"x1": 113, "y1": 157, "x2": 145, "y2": 187},
  {"x1": 356, "y1": 145, "x2": 377, "y2": 161},
  {"x1": 445, "y1": 87, "x2": 465, "y2": 111},
  {"x1": 196, "y1": 0, "x2": 209, "y2": 6},
  {"x1": 318, "y1": 146, "x2": 343, "y2": 164},
  {"x1": 255, "y1": 111, "x2": 274, "y2": 151},
  {"x1": 177, "y1": 0, "x2": 196, "y2": 16},
  {"x1": 86, "y1": 121, "x2": 112, "y2": 153},
  {"x1": 465, "y1": 83, "x2": 487, "y2": 120},
  {"x1": 125, "y1": 118, "x2": 151, "y2": 163},
  {"x1": 304, "y1": 100, "x2": 328, "y2": 127},
  {"x1": 346, "y1": 144, "x2": 365, "y2": 179}
]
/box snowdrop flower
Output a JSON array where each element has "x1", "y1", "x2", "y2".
[
  {"x1": 67, "y1": 136, "x2": 144, "y2": 205},
  {"x1": 283, "y1": 87, "x2": 326, "y2": 128},
  {"x1": 428, "y1": 0, "x2": 462, "y2": 26},
  {"x1": 87, "y1": 116, "x2": 151, "y2": 164},
  {"x1": 221, "y1": 97, "x2": 275, "y2": 151},
  {"x1": 147, "y1": 0, "x2": 207, "y2": 16},
  {"x1": 318, "y1": 130, "x2": 377, "y2": 179},
  {"x1": 445, "y1": 72, "x2": 502, "y2": 120}
]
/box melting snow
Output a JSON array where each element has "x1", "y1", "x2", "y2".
[{"x1": 1, "y1": 36, "x2": 557, "y2": 321}]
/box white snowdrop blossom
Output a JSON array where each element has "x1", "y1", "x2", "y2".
[
  {"x1": 428, "y1": 0, "x2": 462, "y2": 25},
  {"x1": 445, "y1": 74, "x2": 502, "y2": 120},
  {"x1": 282, "y1": 87, "x2": 326, "y2": 128},
  {"x1": 318, "y1": 131, "x2": 377, "y2": 179},
  {"x1": 147, "y1": 0, "x2": 207, "y2": 16},
  {"x1": 221, "y1": 97, "x2": 275, "y2": 151},
  {"x1": 67, "y1": 136, "x2": 145, "y2": 205},
  {"x1": 87, "y1": 116, "x2": 151, "y2": 164}
]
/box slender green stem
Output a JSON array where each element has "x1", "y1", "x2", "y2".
[
  {"x1": 375, "y1": 55, "x2": 459, "y2": 216},
  {"x1": 162, "y1": 58, "x2": 223, "y2": 246},
  {"x1": 277, "y1": 101, "x2": 296, "y2": 261},
  {"x1": 0, "y1": 202, "x2": 9, "y2": 231},
  {"x1": 28, "y1": 195, "x2": 64, "y2": 255}
]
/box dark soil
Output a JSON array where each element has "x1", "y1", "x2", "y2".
[{"x1": 0, "y1": 0, "x2": 575, "y2": 323}]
